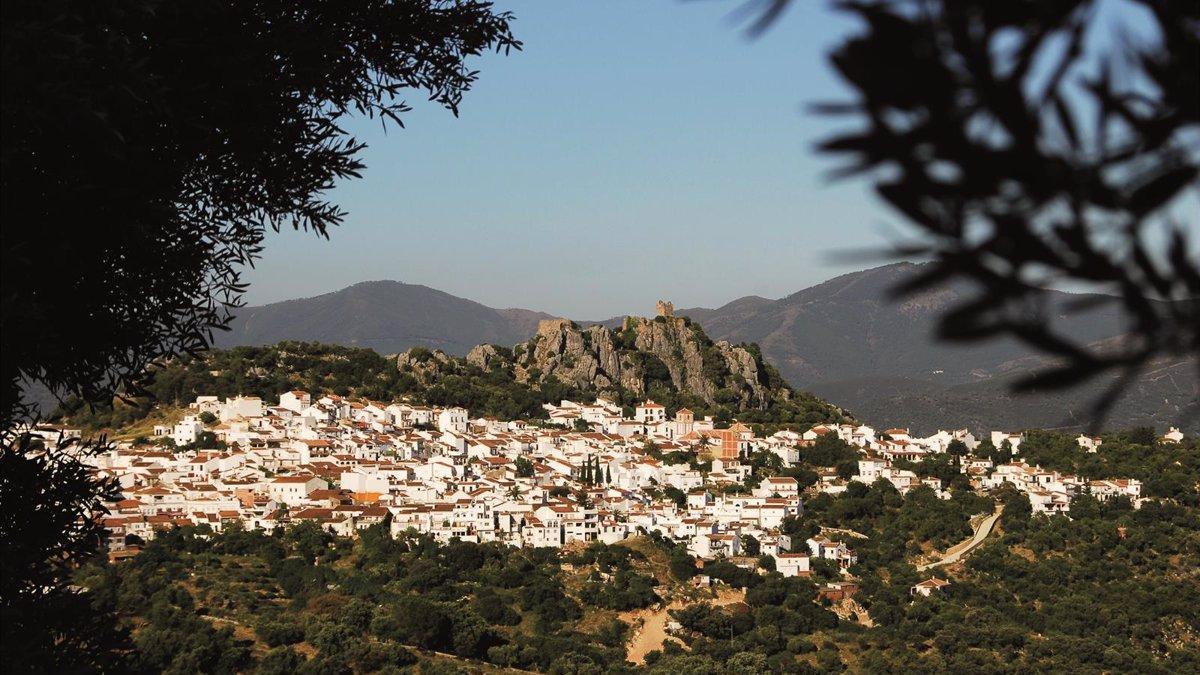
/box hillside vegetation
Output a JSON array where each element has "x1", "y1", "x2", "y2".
[
  {"x1": 397, "y1": 315, "x2": 847, "y2": 429},
  {"x1": 74, "y1": 433, "x2": 1200, "y2": 673},
  {"x1": 59, "y1": 317, "x2": 846, "y2": 433}
]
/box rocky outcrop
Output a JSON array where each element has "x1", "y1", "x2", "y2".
[
  {"x1": 502, "y1": 315, "x2": 788, "y2": 409},
  {"x1": 466, "y1": 344, "x2": 503, "y2": 371},
  {"x1": 396, "y1": 347, "x2": 459, "y2": 386},
  {"x1": 394, "y1": 312, "x2": 843, "y2": 421}
]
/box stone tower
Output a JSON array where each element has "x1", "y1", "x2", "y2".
[{"x1": 655, "y1": 300, "x2": 674, "y2": 317}]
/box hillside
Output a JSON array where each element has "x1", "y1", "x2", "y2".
[
  {"x1": 679, "y1": 263, "x2": 1126, "y2": 385},
  {"x1": 211, "y1": 266, "x2": 1198, "y2": 432},
  {"x1": 397, "y1": 314, "x2": 847, "y2": 428},
  {"x1": 216, "y1": 280, "x2": 557, "y2": 355},
  {"x1": 678, "y1": 263, "x2": 1198, "y2": 433},
  {"x1": 61, "y1": 314, "x2": 847, "y2": 431}
]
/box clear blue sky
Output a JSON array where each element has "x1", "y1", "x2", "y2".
[{"x1": 243, "y1": 0, "x2": 901, "y2": 318}]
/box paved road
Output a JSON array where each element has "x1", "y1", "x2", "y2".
[{"x1": 917, "y1": 504, "x2": 1004, "y2": 571}]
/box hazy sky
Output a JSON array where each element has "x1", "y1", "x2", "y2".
[{"x1": 242, "y1": 0, "x2": 903, "y2": 317}]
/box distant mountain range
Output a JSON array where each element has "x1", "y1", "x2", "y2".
[
  {"x1": 216, "y1": 280, "x2": 555, "y2": 356},
  {"x1": 671, "y1": 264, "x2": 1197, "y2": 433},
  {"x1": 218, "y1": 265, "x2": 1198, "y2": 432}
]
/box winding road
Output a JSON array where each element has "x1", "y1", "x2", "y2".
[{"x1": 917, "y1": 503, "x2": 1004, "y2": 571}]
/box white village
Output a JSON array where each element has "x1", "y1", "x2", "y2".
[{"x1": 26, "y1": 390, "x2": 1175, "y2": 588}]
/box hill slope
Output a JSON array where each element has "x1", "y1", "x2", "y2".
[
  {"x1": 398, "y1": 315, "x2": 847, "y2": 428},
  {"x1": 680, "y1": 262, "x2": 1128, "y2": 384},
  {"x1": 216, "y1": 281, "x2": 556, "y2": 355},
  {"x1": 214, "y1": 267, "x2": 1197, "y2": 432},
  {"x1": 680, "y1": 263, "x2": 1198, "y2": 432}
]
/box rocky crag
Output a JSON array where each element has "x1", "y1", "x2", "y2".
[{"x1": 398, "y1": 309, "x2": 847, "y2": 424}]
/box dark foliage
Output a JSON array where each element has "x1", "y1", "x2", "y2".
[
  {"x1": 1, "y1": 2, "x2": 517, "y2": 669},
  {"x1": 816, "y1": 0, "x2": 1200, "y2": 425},
  {"x1": 1, "y1": 0, "x2": 520, "y2": 426},
  {"x1": 745, "y1": 0, "x2": 1199, "y2": 428},
  {"x1": 78, "y1": 525, "x2": 634, "y2": 672},
  {"x1": 0, "y1": 431, "x2": 125, "y2": 672},
  {"x1": 56, "y1": 340, "x2": 846, "y2": 434}
]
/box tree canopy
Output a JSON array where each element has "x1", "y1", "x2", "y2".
[
  {"x1": 1, "y1": 2, "x2": 518, "y2": 669},
  {"x1": 1, "y1": 0, "x2": 519, "y2": 426},
  {"x1": 751, "y1": 0, "x2": 1199, "y2": 427}
]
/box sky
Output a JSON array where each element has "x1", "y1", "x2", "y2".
[{"x1": 241, "y1": 1, "x2": 905, "y2": 317}]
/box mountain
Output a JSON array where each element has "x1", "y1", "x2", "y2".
[
  {"x1": 678, "y1": 263, "x2": 1198, "y2": 433},
  {"x1": 217, "y1": 266, "x2": 1197, "y2": 432},
  {"x1": 396, "y1": 314, "x2": 847, "y2": 427},
  {"x1": 677, "y1": 263, "x2": 1128, "y2": 384},
  {"x1": 216, "y1": 281, "x2": 557, "y2": 356}
]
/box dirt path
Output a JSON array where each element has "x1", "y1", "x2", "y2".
[
  {"x1": 819, "y1": 527, "x2": 869, "y2": 539},
  {"x1": 917, "y1": 503, "x2": 1003, "y2": 571},
  {"x1": 620, "y1": 588, "x2": 744, "y2": 665}
]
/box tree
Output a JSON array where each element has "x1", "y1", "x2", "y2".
[
  {"x1": 742, "y1": 534, "x2": 761, "y2": 557},
  {"x1": 2, "y1": 4, "x2": 518, "y2": 667},
  {"x1": 256, "y1": 647, "x2": 304, "y2": 675},
  {"x1": 515, "y1": 457, "x2": 535, "y2": 478},
  {"x1": 663, "y1": 486, "x2": 687, "y2": 510},
  {"x1": 817, "y1": 0, "x2": 1199, "y2": 425},
  {"x1": 668, "y1": 547, "x2": 698, "y2": 581},
  {"x1": 0, "y1": 432, "x2": 124, "y2": 671},
  {"x1": 2, "y1": 0, "x2": 520, "y2": 423},
  {"x1": 749, "y1": 0, "x2": 1199, "y2": 427}
]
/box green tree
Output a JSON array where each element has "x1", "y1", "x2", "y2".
[{"x1": 515, "y1": 457, "x2": 534, "y2": 478}]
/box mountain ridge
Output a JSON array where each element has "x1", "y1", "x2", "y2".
[
  {"x1": 217, "y1": 265, "x2": 1197, "y2": 432},
  {"x1": 218, "y1": 280, "x2": 559, "y2": 356}
]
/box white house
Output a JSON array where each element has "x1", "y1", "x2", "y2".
[
  {"x1": 774, "y1": 552, "x2": 811, "y2": 577},
  {"x1": 756, "y1": 476, "x2": 800, "y2": 498},
  {"x1": 340, "y1": 470, "x2": 390, "y2": 494},
  {"x1": 635, "y1": 401, "x2": 667, "y2": 424},
  {"x1": 268, "y1": 475, "x2": 329, "y2": 506},
  {"x1": 806, "y1": 535, "x2": 857, "y2": 569},
  {"x1": 191, "y1": 395, "x2": 221, "y2": 414},
  {"x1": 221, "y1": 395, "x2": 264, "y2": 422},
  {"x1": 991, "y1": 431, "x2": 1024, "y2": 454},
  {"x1": 172, "y1": 415, "x2": 203, "y2": 446},
  {"x1": 279, "y1": 390, "x2": 312, "y2": 413},
  {"x1": 690, "y1": 532, "x2": 740, "y2": 559},
  {"x1": 911, "y1": 577, "x2": 951, "y2": 597},
  {"x1": 438, "y1": 407, "x2": 468, "y2": 433}
]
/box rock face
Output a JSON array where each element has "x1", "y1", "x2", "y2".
[
  {"x1": 497, "y1": 315, "x2": 789, "y2": 409},
  {"x1": 466, "y1": 344, "x2": 504, "y2": 371},
  {"x1": 396, "y1": 347, "x2": 459, "y2": 386},
  {"x1": 394, "y1": 313, "x2": 845, "y2": 423}
]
